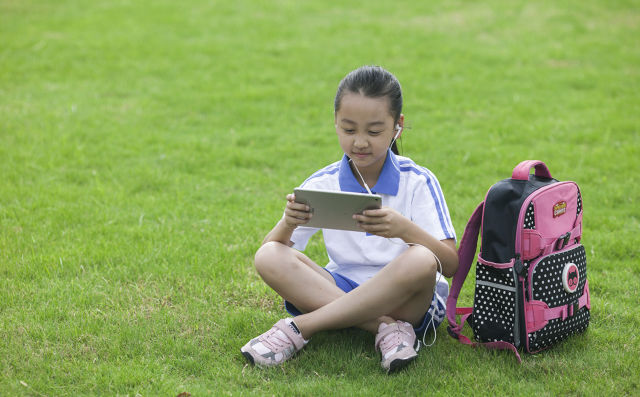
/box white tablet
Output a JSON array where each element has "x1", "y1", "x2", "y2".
[{"x1": 293, "y1": 188, "x2": 382, "y2": 231}]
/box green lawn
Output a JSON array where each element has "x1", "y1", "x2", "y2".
[{"x1": 1, "y1": 0, "x2": 638, "y2": 395}]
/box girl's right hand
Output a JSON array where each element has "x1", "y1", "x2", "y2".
[{"x1": 284, "y1": 193, "x2": 312, "y2": 228}]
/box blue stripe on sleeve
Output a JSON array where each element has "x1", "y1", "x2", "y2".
[
  {"x1": 399, "y1": 164, "x2": 455, "y2": 239},
  {"x1": 421, "y1": 166, "x2": 455, "y2": 235},
  {"x1": 300, "y1": 163, "x2": 340, "y2": 186}
]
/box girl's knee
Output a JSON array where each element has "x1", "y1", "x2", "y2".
[
  {"x1": 254, "y1": 241, "x2": 300, "y2": 280},
  {"x1": 255, "y1": 241, "x2": 284, "y2": 271},
  {"x1": 403, "y1": 245, "x2": 438, "y2": 283}
]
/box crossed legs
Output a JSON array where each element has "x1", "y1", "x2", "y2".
[{"x1": 254, "y1": 241, "x2": 437, "y2": 340}]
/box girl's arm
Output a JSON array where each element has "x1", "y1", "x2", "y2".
[
  {"x1": 262, "y1": 193, "x2": 312, "y2": 246},
  {"x1": 353, "y1": 208, "x2": 459, "y2": 277},
  {"x1": 395, "y1": 220, "x2": 458, "y2": 277}
]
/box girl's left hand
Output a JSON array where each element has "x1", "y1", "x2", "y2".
[{"x1": 353, "y1": 207, "x2": 409, "y2": 238}]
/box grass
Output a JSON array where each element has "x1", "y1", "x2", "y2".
[{"x1": 1, "y1": 0, "x2": 639, "y2": 395}]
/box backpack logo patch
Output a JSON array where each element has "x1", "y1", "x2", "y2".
[
  {"x1": 553, "y1": 201, "x2": 567, "y2": 218},
  {"x1": 562, "y1": 262, "x2": 579, "y2": 293}
]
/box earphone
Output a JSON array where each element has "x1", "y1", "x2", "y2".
[
  {"x1": 390, "y1": 124, "x2": 402, "y2": 149},
  {"x1": 394, "y1": 124, "x2": 403, "y2": 140}
]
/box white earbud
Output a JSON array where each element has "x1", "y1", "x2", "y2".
[
  {"x1": 394, "y1": 124, "x2": 402, "y2": 139},
  {"x1": 391, "y1": 124, "x2": 402, "y2": 144}
]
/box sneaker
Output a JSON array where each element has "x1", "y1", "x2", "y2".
[
  {"x1": 375, "y1": 320, "x2": 419, "y2": 373},
  {"x1": 241, "y1": 318, "x2": 307, "y2": 367}
]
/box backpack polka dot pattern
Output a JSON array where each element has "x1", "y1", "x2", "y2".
[
  {"x1": 528, "y1": 245, "x2": 589, "y2": 351},
  {"x1": 473, "y1": 263, "x2": 517, "y2": 343}
]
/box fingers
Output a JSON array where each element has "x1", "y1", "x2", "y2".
[
  {"x1": 353, "y1": 212, "x2": 387, "y2": 234},
  {"x1": 352, "y1": 210, "x2": 388, "y2": 224},
  {"x1": 353, "y1": 215, "x2": 386, "y2": 226},
  {"x1": 357, "y1": 223, "x2": 389, "y2": 233},
  {"x1": 285, "y1": 193, "x2": 312, "y2": 226},
  {"x1": 352, "y1": 214, "x2": 375, "y2": 225},
  {"x1": 353, "y1": 207, "x2": 400, "y2": 237},
  {"x1": 359, "y1": 208, "x2": 386, "y2": 217},
  {"x1": 286, "y1": 195, "x2": 310, "y2": 213},
  {"x1": 286, "y1": 207, "x2": 312, "y2": 221},
  {"x1": 287, "y1": 200, "x2": 309, "y2": 212},
  {"x1": 356, "y1": 223, "x2": 391, "y2": 238}
]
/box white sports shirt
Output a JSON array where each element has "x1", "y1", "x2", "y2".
[{"x1": 290, "y1": 150, "x2": 456, "y2": 294}]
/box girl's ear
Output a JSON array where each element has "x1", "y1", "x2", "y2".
[{"x1": 396, "y1": 114, "x2": 405, "y2": 138}]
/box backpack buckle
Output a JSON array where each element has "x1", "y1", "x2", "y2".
[
  {"x1": 557, "y1": 232, "x2": 571, "y2": 250},
  {"x1": 447, "y1": 326, "x2": 459, "y2": 340},
  {"x1": 571, "y1": 300, "x2": 580, "y2": 317},
  {"x1": 565, "y1": 299, "x2": 580, "y2": 318},
  {"x1": 514, "y1": 255, "x2": 525, "y2": 276}
]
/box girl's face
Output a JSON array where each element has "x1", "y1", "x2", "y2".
[{"x1": 335, "y1": 92, "x2": 403, "y2": 175}]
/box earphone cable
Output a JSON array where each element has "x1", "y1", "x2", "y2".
[{"x1": 348, "y1": 158, "x2": 373, "y2": 195}]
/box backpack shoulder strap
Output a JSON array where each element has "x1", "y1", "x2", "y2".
[{"x1": 446, "y1": 201, "x2": 483, "y2": 334}]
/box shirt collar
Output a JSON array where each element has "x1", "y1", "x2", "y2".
[{"x1": 338, "y1": 150, "x2": 400, "y2": 196}]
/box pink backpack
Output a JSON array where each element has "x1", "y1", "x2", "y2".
[{"x1": 446, "y1": 160, "x2": 590, "y2": 362}]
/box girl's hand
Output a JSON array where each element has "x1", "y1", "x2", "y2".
[
  {"x1": 353, "y1": 207, "x2": 409, "y2": 238},
  {"x1": 283, "y1": 193, "x2": 312, "y2": 229}
]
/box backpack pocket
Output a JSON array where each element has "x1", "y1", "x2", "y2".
[
  {"x1": 473, "y1": 256, "x2": 519, "y2": 345},
  {"x1": 519, "y1": 182, "x2": 582, "y2": 261},
  {"x1": 524, "y1": 244, "x2": 590, "y2": 352}
]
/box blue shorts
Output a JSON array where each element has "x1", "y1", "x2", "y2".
[{"x1": 284, "y1": 268, "x2": 446, "y2": 337}]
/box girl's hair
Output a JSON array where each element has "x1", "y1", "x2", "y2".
[{"x1": 334, "y1": 65, "x2": 403, "y2": 154}]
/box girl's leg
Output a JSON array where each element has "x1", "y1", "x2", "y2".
[
  {"x1": 254, "y1": 241, "x2": 342, "y2": 311},
  {"x1": 254, "y1": 241, "x2": 392, "y2": 333},
  {"x1": 243, "y1": 242, "x2": 435, "y2": 369},
  {"x1": 291, "y1": 244, "x2": 438, "y2": 340}
]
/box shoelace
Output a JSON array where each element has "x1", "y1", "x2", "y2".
[
  {"x1": 379, "y1": 326, "x2": 408, "y2": 356},
  {"x1": 259, "y1": 328, "x2": 291, "y2": 352}
]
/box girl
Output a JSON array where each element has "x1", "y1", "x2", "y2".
[{"x1": 241, "y1": 65, "x2": 458, "y2": 373}]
